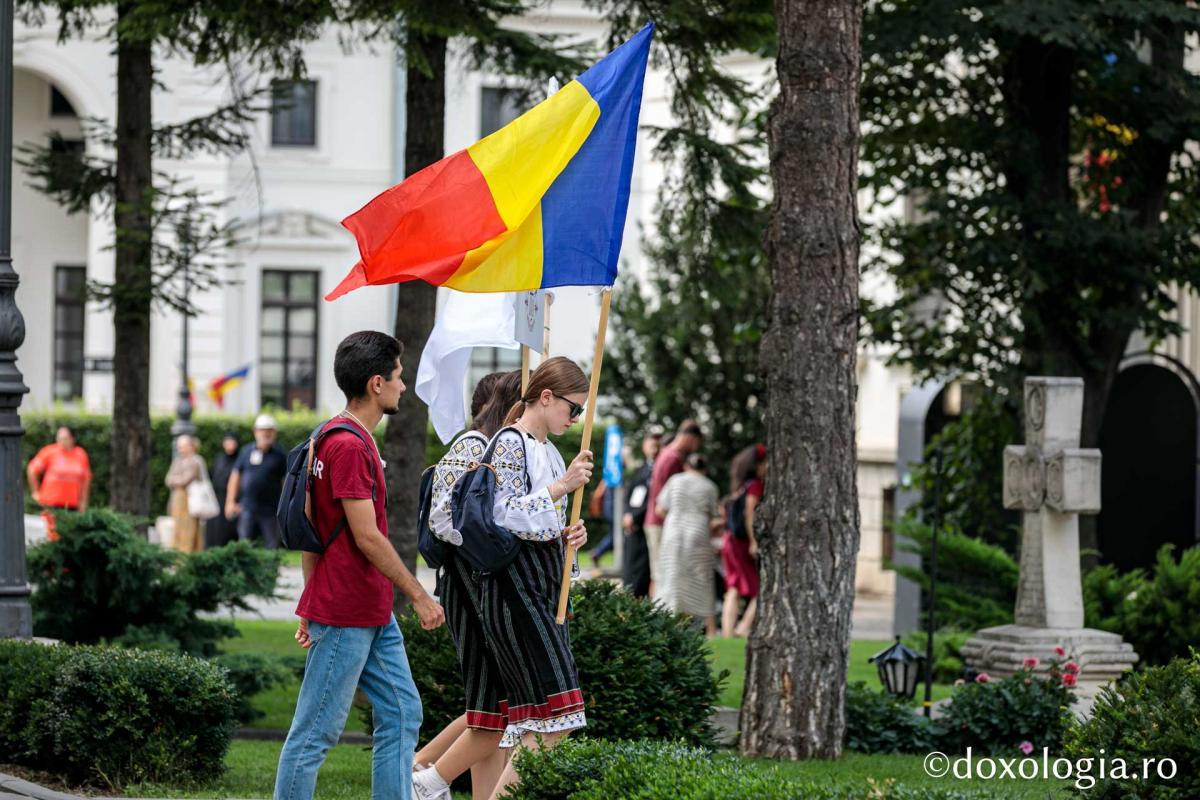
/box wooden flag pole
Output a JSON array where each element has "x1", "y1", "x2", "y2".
[
  {"x1": 543, "y1": 293, "x2": 553, "y2": 357},
  {"x1": 521, "y1": 345, "x2": 531, "y2": 394},
  {"x1": 556, "y1": 288, "x2": 612, "y2": 624}
]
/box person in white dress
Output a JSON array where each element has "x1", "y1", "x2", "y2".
[{"x1": 655, "y1": 453, "x2": 721, "y2": 636}]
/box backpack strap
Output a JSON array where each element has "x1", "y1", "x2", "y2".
[
  {"x1": 308, "y1": 419, "x2": 380, "y2": 550},
  {"x1": 480, "y1": 425, "x2": 533, "y2": 494}
]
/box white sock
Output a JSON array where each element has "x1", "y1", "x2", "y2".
[{"x1": 415, "y1": 765, "x2": 450, "y2": 791}]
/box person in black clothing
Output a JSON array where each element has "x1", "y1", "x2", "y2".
[
  {"x1": 206, "y1": 432, "x2": 241, "y2": 549},
  {"x1": 621, "y1": 429, "x2": 662, "y2": 597},
  {"x1": 225, "y1": 413, "x2": 289, "y2": 549}
]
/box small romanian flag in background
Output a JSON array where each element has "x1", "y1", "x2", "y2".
[
  {"x1": 327, "y1": 22, "x2": 654, "y2": 300},
  {"x1": 208, "y1": 364, "x2": 251, "y2": 409}
]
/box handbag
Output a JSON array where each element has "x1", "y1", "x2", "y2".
[{"x1": 187, "y1": 460, "x2": 221, "y2": 521}]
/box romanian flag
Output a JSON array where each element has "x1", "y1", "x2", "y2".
[
  {"x1": 327, "y1": 22, "x2": 654, "y2": 300},
  {"x1": 208, "y1": 364, "x2": 251, "y2": 409}
]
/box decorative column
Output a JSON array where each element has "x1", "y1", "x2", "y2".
[{"x1": 0, "y1": 0, "x2": 32, "y2": 639}]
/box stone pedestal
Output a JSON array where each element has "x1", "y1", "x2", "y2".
[
  {"x1": 962, "y1": 378, "x2": 1138, "y2": 717},
  {"x1": 961, "y1": 625, "x2": 1138, "y2": 715}
]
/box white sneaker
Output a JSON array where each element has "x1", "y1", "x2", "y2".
[{"x1": 412, "y1": 766, "x2": 451, "y2": 800}]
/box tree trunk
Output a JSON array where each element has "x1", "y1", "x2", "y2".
[
  {"x1": 741, "y1": 0, "x2": 862, "y2": 760},
  {"x1": 109, "y1": 7, "x2": 153, "y2": 518},
  {"x1": 384, "y1": 32, "x2": 446, "y2": 610}
]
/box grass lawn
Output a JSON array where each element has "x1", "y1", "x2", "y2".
[
  {"x1": 708, "y1": 636, "x2": 954, "y2": 709},
  {"x1": 222, "y1": 620, "x2": 369, "y2": 733},
  {"x1": 225, "y1": 621, "x2": 954, "y2": 729},
  {"x1": 746, "y1": 752, "x2": 1070, "y2": 799},
  {"x1": 125, "y1": 741, "x2": 1070, "y2": 799}
]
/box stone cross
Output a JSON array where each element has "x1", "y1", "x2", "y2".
[{"x1": 1002, "y1": 377, "x2": 1102, "y2": 629}]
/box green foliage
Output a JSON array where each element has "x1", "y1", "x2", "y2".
[
  {"x1": 27, "y1": 509, "x2": 279, "y2": 656},
  {"x1": 900, "y1": 628, "x2": 973, "y2": 684},
  {"x1": 213, "y1": 652, "x2": 295, "y2": 724},
  {"x1": 570, "y1": 580, "x2": 724, "y2": 745},
  {"x1": 844, "y1": 682, "x2": 934, "y2": 755},
  {"x1": 861, "y1": 2, "x2": 1200, "y2": 393},
  {"x1": 0, "y1": 640, "x2": 236, "y2": 789},
  {"x1": 935, "y1": 664, "x2": 1077, "y2": 756},
  {"x1": 891, "y1": 518, "x2": 1017, "y2": 632},
  {"x1": 1065, "y1": 653, "x2": 1200, "y2": 799},
  {"x1": 360, "y1": 580, "x2": 724, "y2": 748},
  {"x1": 508, "y1": 737, "x2": 996, "y2": 800},
  {"x1": 1082, "y1": 545, "x2": 1200, "y2": 667},
  {"x1": 595, "y1": 1, "x2": 775, "y2": 473}
]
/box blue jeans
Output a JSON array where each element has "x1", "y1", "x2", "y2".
[{"x1": 274, "y1": 615, "x2": 422, "y2": 800}]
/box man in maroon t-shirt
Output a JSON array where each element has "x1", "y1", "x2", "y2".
[
  {"x1": 643, "y1": 419, "x2": 703, "y2": 591},
  {"x1": 275, "y1": 331, "x2": 444, "y2": 800}
]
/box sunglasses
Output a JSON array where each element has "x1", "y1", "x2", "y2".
[{"x1": 553, "y1": 393, "x2": 584, "y2": 419}]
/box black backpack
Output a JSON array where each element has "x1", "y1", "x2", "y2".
[
  {"x1": 726, "y1": 483, "x2": 750, "y2": 541},
  {"x1": 416, "y1": 464, "x2": 447, "y2": 569},
  {"x1": 277, "y1": 420, "x2": 377, "y2": 553},
  {"x1": 449, "y1": 426, "x2": 529, "y2": 574},
  {"x1": 416, "y1": 431, "x2": 490, "y2": 570}
]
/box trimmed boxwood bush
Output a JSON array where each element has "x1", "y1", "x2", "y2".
[
  {"x1": 1064, "y1": 653, "x2": 1200, "y2": 798},
  {"x1": 213, "y1": 652, "x2": 295, "y2": 723},
  {"x1": 365, "y1": 580, "x2": 724, "y2": 749},
  {"x1": 0, "y1": 641, "x2": 237, "y2": 789},
  {"x1": 508, "y1": 738, "x2": 999, "y2": 800},
  {"x1": 844, "y1": 681, "x2": 933, "y2": 754},
  {"x1": 27, "y1": 509, "x2": 279, "y2": 656}
]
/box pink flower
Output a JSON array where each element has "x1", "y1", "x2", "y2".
[
  {"x1": 1023, "y1": 657, "x2": 1039, "y2": 669},
  {"x1": 1062, "y1": 673, "x2": 1077, "y2": 688},
  {"x1": 975, "y1": 672, "x2": 991, "y2": 684},
  {"x1": 1054, "y1": 646, "x2": 1067, "y2": 657},
  {"x1": 1019, "y1": 741, "x2": 1034, "y2": 755},
  {"x1": 1064, "y1": 661, "x2": 1080, "y2": 675},
  {"x1": 1024, "y1": 678, "x2": 1032, "y2": 685}
]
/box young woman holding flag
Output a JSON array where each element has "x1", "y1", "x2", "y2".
[
  {"x1": 412, "y1": 370, "x2": 522, "y2": 800},
  {"x1": 414, "y1": 357, "x2": 592, "y2": 800}
]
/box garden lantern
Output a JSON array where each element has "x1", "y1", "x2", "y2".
[{"x1": 869, "y1": 636, "x2": 925, "y2": 700}]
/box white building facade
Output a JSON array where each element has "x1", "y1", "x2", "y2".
[{"x1": 14, "y1": 2, "x2": 910, "y2": 596}]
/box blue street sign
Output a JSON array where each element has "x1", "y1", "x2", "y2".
[{"x1": 603, "y1": 424, "x2": 624, "y2": 487}]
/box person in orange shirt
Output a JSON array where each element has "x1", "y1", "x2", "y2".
[{"x1": 27, "y1": 425, "x2": 92, "y2": 541}]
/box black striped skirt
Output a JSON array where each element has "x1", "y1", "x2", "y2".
[
  {"x1": 478, "y1": 540, "x2": 586, "y2": 746},
  {"x1": 438, "y1": 551, "x2": 509, "y2": 731}
]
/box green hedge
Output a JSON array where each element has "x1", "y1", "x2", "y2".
[
  {"x1": 0, "y1": 640, "x2": 237, "y2": 789},
  {"x1": 508, "y1": 738, "x2": 998, "y2": 800},
  {"x1": 21, "y1": 411, "x2": 612, "y2": 543}
]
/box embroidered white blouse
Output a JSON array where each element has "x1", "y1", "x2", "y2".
[
  {"x1": 489, "y1": 427, "x2": 579, "y2": 577},
  {"x1": 428, "y1": 430, "x2": 489, "y2": 546}
]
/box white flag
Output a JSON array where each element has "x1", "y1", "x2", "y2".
[{"x1": 416, "y1": 290, "x2": 519, "y2": 443}]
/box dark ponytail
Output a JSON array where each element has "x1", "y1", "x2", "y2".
[{"x1": 472, "y1": 370, "x2": 523, "y2": 438}]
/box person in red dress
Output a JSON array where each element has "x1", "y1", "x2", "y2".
[{"x1": 720, "y1": 443, "x2": 765, "y2": 637}]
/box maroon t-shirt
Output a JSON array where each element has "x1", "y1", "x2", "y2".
[
  {"x1": 644, "y1": 446, "x2": 684, "y2": 526},
  {"x1": 295, "y1": 421, "x2": 393, "y2": 627}
]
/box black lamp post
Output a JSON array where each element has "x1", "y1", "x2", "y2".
[
  {"x1": 0, "y1": 0, "x2": 32, "y2": 639},
  {"x1": 869, "y1": 635, "x2": 925, "y2": 700},
  {"x1": 923, "y1": 446, "x2": 943, "y2": 717},
  {"x1": 170, "y1": 262, "x2": 194, "y2": 441}
]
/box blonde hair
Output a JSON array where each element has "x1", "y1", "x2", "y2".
[{"x1": 503, "y1": 356, "x2": 590, "y2": 426}]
